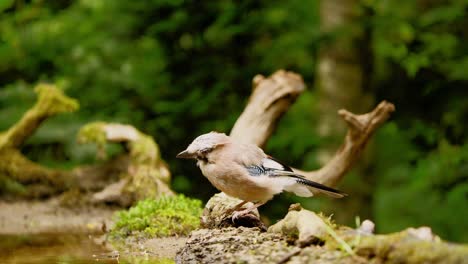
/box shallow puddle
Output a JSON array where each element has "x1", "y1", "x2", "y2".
[{"x1": 0, "y1": 233, "x2": 118, "y2": 264}]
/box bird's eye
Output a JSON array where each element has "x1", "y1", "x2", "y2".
[{"x1": 200, "y1": 147, "x2": 212, "y2": 154}]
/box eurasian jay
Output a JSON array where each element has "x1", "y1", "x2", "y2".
[{"x1": 177, "y1": 132, "x2": 346, "y2": 219}]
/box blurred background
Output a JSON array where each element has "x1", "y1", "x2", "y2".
[{"x1": 0, "y1": 0, "x2": 467, "y2": 243}]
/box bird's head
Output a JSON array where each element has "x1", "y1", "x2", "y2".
[{"x1": 176, "y1": 132, "x2": 230, "y2": 161}]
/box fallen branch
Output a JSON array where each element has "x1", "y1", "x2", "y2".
[
  {"x1": 78, "y1": 122, "x2": 173, "y2": 205},
  {"x1": 0, "y1": 84, "x2": 78, "y2": 150},
  {"x1": 297, "y1": 100, "x2": 395, "y2": 186},
  {"x1": 0, "y1": 84, "x2": 172, "y2": 205},
  {"x1": 196, "y1": 70, "x2": 395, "y2": 227},
  {"x1": 230, "y1": 70, "x2": 395, "y2": 187},
  {"x1": 230, "y1": 70, "x2": 305, "y2": 147}
]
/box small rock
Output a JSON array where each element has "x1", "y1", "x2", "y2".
[
  {"x1": 201, "y1": 193, "x2": 265, "y2": 230},
  {"x1": 357, "y1": 219, "x2": 375, "y2": 235},
  {"x1": 407, "y1": 226, "x2": 437, "y2": 241},
  {"x1": 268, "y1": 207, "x2": 328, "y2": 247}
]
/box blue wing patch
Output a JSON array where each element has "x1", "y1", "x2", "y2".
[
  {"x1": 245, "y1": 165, "x2": 266, "y2": 176},
  {"x1": 245, "y1": 157, "x2": 294, "y2": 177}
]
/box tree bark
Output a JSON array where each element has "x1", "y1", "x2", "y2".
[
  {"x1": 316, "y1": 0, "x2": 374, "y2": 158},
  {"x1": 316, "y1": 0, "x2": 375, "y2": 222},
  {"x1": 230, "y1": 70, "x2": 305, "y2": 147}
]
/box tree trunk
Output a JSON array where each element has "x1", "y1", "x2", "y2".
[{"x1": 316, "y1": 0, "x2": 375, "y2": 223}]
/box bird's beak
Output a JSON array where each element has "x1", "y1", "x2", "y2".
[{"x1": 176, "y1": 150, "x2": 194, "y2": 159}]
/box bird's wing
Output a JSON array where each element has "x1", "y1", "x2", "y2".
[
  {"x1": 264, "y1": 155, "x2": 294, "y2": 172},
  {"x1": 247, "y1": 157, "x2": 347, "y2": 199}
]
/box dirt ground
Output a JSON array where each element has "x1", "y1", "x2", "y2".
[
  {"x1": 0, "y1": 198, "x2": 187, "y2": 261},
  {"x1": 112, "y1": 236, "x2": 188, "y2": 260}
]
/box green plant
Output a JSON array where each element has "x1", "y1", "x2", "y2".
[{"x1": 110, "y1": 195, "x2": 203, "y2": 238}]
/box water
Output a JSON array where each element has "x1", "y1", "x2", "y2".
[{"x1": 0, "y1": 233, "x2": 118, "y2": 264}]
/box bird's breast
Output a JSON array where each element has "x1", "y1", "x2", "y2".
[{"x1": 200, "y1": 163, "x2": 274, "y2": 202}]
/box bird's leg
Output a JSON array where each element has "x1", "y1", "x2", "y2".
[
  {"x1": 225, "y1": 200, "x2": 249, "y2": 215},
  {"x1": 232, "y1": 201, "x2": 266, "y2": 221},
  {"x1": 232, "y1": 200, "x2": 249, "y2": 211}
]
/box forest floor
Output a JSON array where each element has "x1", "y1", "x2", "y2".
[{"x1": 0, "y1": 199, "x2": 185, "y2": 262}]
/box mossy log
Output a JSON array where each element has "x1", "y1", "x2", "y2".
[
  {"x1": 0, "y1": 84, "x2": 172, "y2": 205},
  {"x1": 77, "y1": 122, "x2": 173, "y2": 205},
  {"x1": 0, "y1": 148, "x2": 70, "y2": 197},
  {"x1": 177, "y1": 206, "x2": 468, "y2": 264},
  {"x1": 0, "y1": 84, "x2": 78, "y2": 198},
  {"x1": 0, "y1": 84, "x2": 79, "y2": 150}
]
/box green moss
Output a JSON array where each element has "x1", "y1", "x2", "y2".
[
  {"x1": 76, "y1": 122, "x2": 108, "y2": 157},
  {"x1": 0, "y1": 83, "x2": 79, "y2": 150},
  {"x1": 0, "y1": 174, "x2": 26, "y2": 195},
  {"x1": 353, "y1": 231, "x2": 468, "y2": 263},
  {"x1": 77, "y1": 121, "x2": 172, "y2": 202},
  {"x1": 76, "y1": 122, "x2": 160, "y2": 163},
  {"x1": 34, "y1": 83, "x2": 79, "y2": 115},
  {"x1": 110, "y1": 195, "x2": 202, "y2": 238},
  {"x1": 129, "y1": 133, "x2": 160, "y2": 164}
]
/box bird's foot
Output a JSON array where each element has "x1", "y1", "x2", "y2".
[
  {"x1": 231, "y1": 206, "x2": 261, "y2": 224},
  {"x1": 231, "y1": 209, "x2": 250, "y2": 222},
  {"x1": 228, "y1": 206, "x2": 267, "y2": 230}
]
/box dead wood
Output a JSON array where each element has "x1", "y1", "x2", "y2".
[
  {"x1": 297, "y1": 100, "x2": 395, "y2": 186},
  {"x1": 230, "y1": 70, "x2": 305, "y2": 147},
  {"x1": 200, "y1": 70, "x2": 394, "y2": 227},
  {"x1": 0, "y1": 84, "x2": 172, "y2": 205},
  {"x1": 0, "y1": 84, "x2": 78, "y2": 150},
  {"x1": 230, "y1": 70, "x2": 395, "y2": 188}
]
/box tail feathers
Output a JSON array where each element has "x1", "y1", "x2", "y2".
[
  {"x1": 284, "y1": 184, "x2": 314, "y2": 197},
  {"x1": 296, "y1": 178, "x2": 347, "y2": 198},
  {"x1": 269, "y1": 170, "x2": 347, "y2": 198}
]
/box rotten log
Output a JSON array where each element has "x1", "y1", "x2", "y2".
[{"x1": 77, "y1": 122, "x2": 173, "y2": 205}]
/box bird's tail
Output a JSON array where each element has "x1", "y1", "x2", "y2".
[
  {"x1": 295, "y1": 177, "x2": 347, "y2": 198},
  {"x1": 271, "y1": 171, "x2": 347, "y2": 198}
]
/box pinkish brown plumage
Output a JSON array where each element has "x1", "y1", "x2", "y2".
[{"x1": 177, "y1": 132, "x2": 346, "y2": 219}]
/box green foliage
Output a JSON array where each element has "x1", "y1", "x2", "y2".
[
  {"x1": 371, "y1": 0, "x2": 468, "y2": 79},
  {"x1": 0, "y1": 0, "x2": 321, "y2": 192},
  {"x1": 375, "y1": 123, "x2": 468, "y2": 242},
  {"x1": 110, "y1": 195, "x2": 202, "y2": 238},
  {"x1": 0, "y1": 0, "x2": 467, "y2": 243}
]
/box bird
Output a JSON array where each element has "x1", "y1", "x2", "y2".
[{"x1": 177, "y1": 132, "x2": 346, "y2": 220}]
